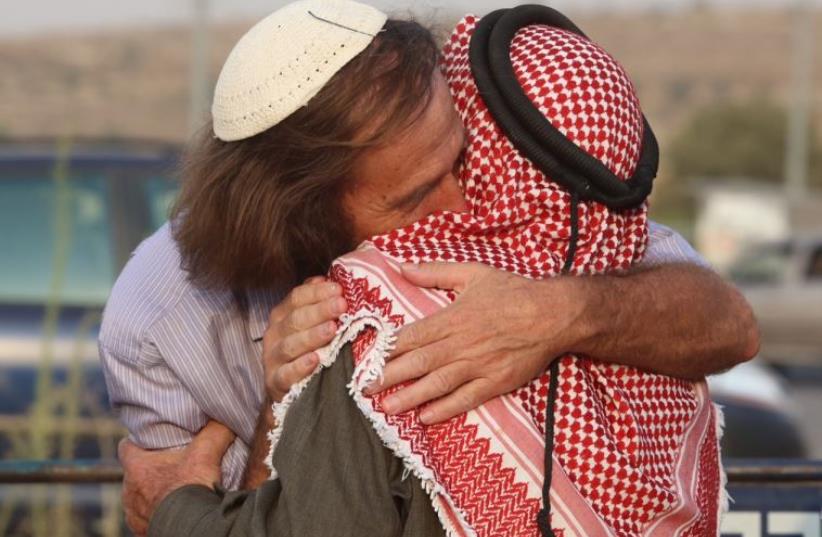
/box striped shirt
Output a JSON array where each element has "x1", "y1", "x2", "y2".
[{"x1": 98, "y1": 221, "x2": 706, "y2": 489}]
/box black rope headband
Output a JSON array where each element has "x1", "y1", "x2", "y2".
[
  {"x1": 468, "y1": 6, "x2": 657, "y2": 535},
  {"x1": 469, "y1": 5, "x2": 658, "y2": 210}
]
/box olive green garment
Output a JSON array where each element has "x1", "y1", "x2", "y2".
[{"x1": 148, "y1": 344, "x2": 446, "y2": 537}]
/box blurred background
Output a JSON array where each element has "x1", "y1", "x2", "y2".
[{"x1": 0, "y1": 0, "x2": 820, "y2": 535}]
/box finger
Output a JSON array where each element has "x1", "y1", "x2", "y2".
[
  {"x1": 124, "y1": 493, "x2": 150, "y2": 534},
  {"x1": 276, "y1": 321, "x2": 337, "y2": 361},
  {"x1": 400, "y1": 262, "x2": 481, "y2": 292},
  {"x1": 125, "y1": 511, "x2": 148, "y2": 537},
  {"x1": 369, "y1": 340, "x2": 452, "y2": 394},
  {"x1": 285, "y1": 296, "x2": 346, "y2": 334},
  {"x1": 270, "y1": 353, "x2": 320, "y2": 400},
  {"x1": 380, "y1": 361, "x2": 472, "y2": 416},
  {"x1": 391, "y1": 313, "x2": 451, "y2": 358},
  {"x1": 289, "y1": 281, "x2": 342, "y2": 310},
  {"x1": 417, "y1": 379, "x2": 495, "y2": 424},
  {"x1": 122, "y1": 484, "x2": 150, "y2": 536},
  {"x1": 304, "y1": 276, "x2": 327, "y2": 285},
  {"x1": 189, "y1": 421, "x2": 236, "y2": 465},
  {"x1": 269, "y1": 281, "x2": 341, "y2": 324}
]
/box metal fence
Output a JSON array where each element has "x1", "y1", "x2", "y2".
[
  {"x1": 1, "y1": 458, "x2": 821, "y2": 536},
  {"x1": 2, "y1": 457, "x2": 820, "y2": 485}
]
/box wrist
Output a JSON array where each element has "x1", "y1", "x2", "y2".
[
  {"x1": 241, "y1": 397, "x2": 276, "y2": 490},
  {"x1": 573, "y1": 276, "x2": 610, "y2": 355},
  {"x1": 537, "y1": 275, "x2": 608, "y2": 357},
  {"x1": 259, "y1": 396, "x2": 276, "y2": 430}
]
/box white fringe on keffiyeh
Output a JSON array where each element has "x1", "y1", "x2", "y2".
[{"x1": 264, "y1": 305, "x2": 476, "y2": 537}]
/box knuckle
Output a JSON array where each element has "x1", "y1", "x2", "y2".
[
  {"x1": 277, "y1": 339, "x2": 298, "y2": 360},
  {"x1": 283, "y1": 364, "x2": 308, "y2": 392},
  {"x1": 457, "y1": 390, "x2": 477, "y2": 411},
  {"x1": 318, "y1": 300, "x2": 339, "y2": 324},
  {"x1": 296, "y1": 304, "x2": 316, "y2": 330},
  {"x1": 272, "y1": 368, "x2": 290, "y2": 390},
  {"x1": 282, "y1": 309, "x2": 302, "y2": 339},
  {"x1": 496, "y1": 361, "x2": 519, "y2": 385},
  {"x1": 402, "y1": 324, "x2": 420, "y2": 347},
  {"x1": 283, "y1": 333, "x2": 308, "y2": 361},
  {"x1": 268, "y1": 304, "x2": 284, "y2": 324},
  {"x1": 310, "y1": 324, "x2": 332, "y2": 347},
  {"x1": 264, "y1": 368, "x2": 277, "y2": 390},
  {"x1": 287, "y1": 287, "x2": 305, "y2": 309},
  {"x1": 261, "y1": 328, "x2": 280, "y2": 354},
  {"x1": 410, "y1": 351, "x2": 430, "y2": 375},
  {"x1": 312, "y1": 320, "x2": 330, "y2": 337},
  {"x1": 430, "y1": 370, "x2": 453, "y2": 394},
  {"x1": 283, "y1": 312, "x2": 300, "y2": 333},
  {"x1": 299, "y1": 325, "x2": 322, "y2": 348},
  {"x1": 291, "y1": 307, "x2": 309, "y2": 330},
  {"x1": 125, "y1": 510, "x2": 146, "y2": 533},
  {"x1": 324, "y1": 298, "x2": 341, "y2": 318}
]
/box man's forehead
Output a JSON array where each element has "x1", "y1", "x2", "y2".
[{"x1": 375, "y1": 87, "x2": 454, "y2": 167}]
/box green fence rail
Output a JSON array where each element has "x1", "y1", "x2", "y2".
[
  {"x1": 1, "y1": 458, "x2": 821, "y2": 485},
  {"x1": 1, "y1": 459, "x2": 820, "y2": 537},
  {"x1": 0, "y1": 460, "x2": 124, "y2": 484}
]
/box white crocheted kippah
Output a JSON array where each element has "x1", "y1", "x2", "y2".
[{"x1": 212, "y1": 0, "x2": 387, "y2": 141}]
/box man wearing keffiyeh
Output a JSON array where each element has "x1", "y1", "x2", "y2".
[{"x1": 140, "y1": 6, "x2": 726, "y2": 537}]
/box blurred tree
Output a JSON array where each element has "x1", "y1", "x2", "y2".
[{"x1": 670, "y1": 99, "x2": 822, "y2": 186}]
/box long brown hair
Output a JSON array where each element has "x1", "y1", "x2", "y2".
[{"x1": 172, "y1": 20, "x2": 439, "y2": 297}]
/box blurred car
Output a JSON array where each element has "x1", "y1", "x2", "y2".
[
  {"x1": 0, "y1": 140, "x2": 179, "y2": 460},
  {"x1": 728, "y1": 236, "x2": 822, "y2": 368},
  {"x1": 708, "y1": 360, "x2": 806, "y2": 458},
  {"x1": 0, "y1": 140, "x2": 179, "y2": 536}
]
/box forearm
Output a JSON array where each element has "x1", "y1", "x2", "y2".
[
  {"x1": 554, "y1": 263, "x2": 759, "y2": 379},
  {"x1": 149, "y1": 482, "x2": 283, "y2": 537},
  {"x1": 241, "y1": 398, "x2": 276, "y2": 490},
  {"x1": 149, "y1": 485, "x2": 232, "y2": 537}
]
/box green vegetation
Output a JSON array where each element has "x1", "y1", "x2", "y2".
[{"x1": 669, "y1": 99, "x2": 822, "y2": 186}]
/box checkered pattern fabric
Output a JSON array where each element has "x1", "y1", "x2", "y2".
[{"x1": 270, "y1": 17, "x2": 724, "y2": 537}]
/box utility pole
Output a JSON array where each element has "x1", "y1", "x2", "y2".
[
  {"x1": 188, "y1": 0, "x2": 211, "y2": 136},
  {"x1": 784, "y1": 0, "x2": 816, "y2": 206}
]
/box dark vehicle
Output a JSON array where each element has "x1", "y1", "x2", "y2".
[
  {"x1": 729, "y1": 237, "x2": 822, "y2": 369},
  {"x1": 0, "y1": 140, "x2": 179, "y2": 536},
  {"x1": 709, "y1": 360, "x2": 807, "y2": 458}
]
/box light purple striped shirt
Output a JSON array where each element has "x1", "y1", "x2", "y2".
[{"x1": 98, "y1": 221, "x2": 706, "y2": 489}]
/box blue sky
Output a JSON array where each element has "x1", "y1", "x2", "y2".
[{"x1": 1, "y1": 0, "x2": 816, "y2": 37}]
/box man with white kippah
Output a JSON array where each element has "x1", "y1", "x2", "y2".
[
  {"x1": 101, "y1": 0, "x2": 758, "y2": 535},
  {"x1": 211, "y1": 0, "x2": 388, "y2": 141}
]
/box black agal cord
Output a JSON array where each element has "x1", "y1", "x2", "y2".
[
  {"x1": 469, "y1": 5, "x2": 657, "y2": 210},
  {"x1": 468, "y1": 6, "x2": 657, "y2": 535}
]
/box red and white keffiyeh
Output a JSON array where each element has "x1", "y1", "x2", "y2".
[{"x1": 268, "y1": 17, "x2": 725, "y2": 537}]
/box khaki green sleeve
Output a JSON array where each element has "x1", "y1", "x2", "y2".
[
  {"x1": 148, "y1": 344, "x2": 444, "y2": 537},
  {"x1": 148, "y1": 482, "x2": 283, "y2": 537}
]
